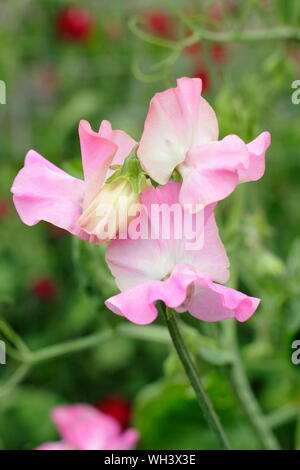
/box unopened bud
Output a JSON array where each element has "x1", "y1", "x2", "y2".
[{"x1": 78, "y1": 178, "x2": 148, "y2": 242}]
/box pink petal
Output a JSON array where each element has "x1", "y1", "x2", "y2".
[
  {"x1": 138, "y1": 77, "x2": 218, "y2": 185},
  {"x1": 106, "y1": 237, "x2": 170, "y2": 291},
  {"x1": 238, "y1": 131, "x2": 271, "y2": 183},
  {"x1": 78, "y1": 120, "x2": 118, "y2": 207},
  {"x1": 36, "y1": 441, "x2": 73, "y2": 450},
  {"x1": 186, "y1": 274, "x2": 260, "y2": 322},
  {"x1": 107, "y1": 429, "x2": 139, "y2": 450},
  {"x1": 179, "y1": 135, "x2": 249, "y2": 208},
  {"x1": 52, "y1": 404, "x2": 121, "y2": 450},
  {"x1": 180, "y1": 167, "x2": 239, "y2": 209},
  {"x1": 105, "y1": 183, "x2": 183, "y2": 291},
  {"x1": 182, "y1": 200, "x2": 229, "y2": 284},
  {"x1": 11, "y1": 150, "x2": 89, "y2": 241},
  {"x1": 180, "y1": 132, "x2": 271, "y2": 208},
  {"x1": 105, "y1": 275, "x2": 190, "y2": 325},
  {"x1": 184, "y1": 134, "x2": 249, "y2": 171},
  {"x1": 106, "y1": 182, "x2": 229, "y2": 291},
  {"x1": 99, "y1": 120, "x2": 138, "y2": 170},
  {"x1": 105, "y1": 264, "x2": 260, "y2": 325}
]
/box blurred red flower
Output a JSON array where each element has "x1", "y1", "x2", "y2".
[
  {"x1": 95, "y1": 396, "x2": 132, "y2": 428},
  {"x1": 0, "y1": 199, "x2": 10, "y2": 220},
  {"x1": 182, "y1": 29, "x2": 201, "y2": 56},
  {"x1": 183, "y1": 42, "x2": 201, "y2": 56},
  {"x1": 211, "y1": 43, "x2": 228, "y2": 64},
  {"x1": 145, "y1": 10, "x2": 174, "y2": 39},
  {"x1": 192, "y1": 64, "x2": 211, "y2": 93},
  {"x1": 32, "y1": 278, "x2": 57, "y2": 300},
  {"x1": 56, "y1": 7, "x2": 94, "y2": 42}
]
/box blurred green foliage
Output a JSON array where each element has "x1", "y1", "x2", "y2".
[{"x1": 0, "y1": 0, "x2": 300, "y2": 450}]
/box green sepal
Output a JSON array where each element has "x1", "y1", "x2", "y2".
[
  {"x1": 172, "y1": 167, "x2": 183, "y2": 182},
  {"x1": 105, "y1": 154, "x2": 148, "y2": 194}
]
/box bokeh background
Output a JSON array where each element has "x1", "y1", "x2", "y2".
[{"x1": 0, "y1": 0, "x2": 300, "y2": 450}]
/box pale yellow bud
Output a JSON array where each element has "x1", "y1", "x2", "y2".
[{"x1": 78, "y1": 179, "x2": 146, "y2": 242}]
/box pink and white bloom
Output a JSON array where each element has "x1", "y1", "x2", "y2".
[
  {"x1": 11, "y1": 78, "x2": 270, "y2": 239},
  {"x1": 137, "y1": 77, "x2": 271, "y2": 209},
  {"x1": 105, "y1": 182, "x2": 260, "y2": 325},
  {"x1": 36, "y1": 404, "x2": 139, "y2": 450},
  {"x1": 11, "y1": 120, "x2": 137, "y2": 243}
]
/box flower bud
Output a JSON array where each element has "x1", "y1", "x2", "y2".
[{"x1": 78, "y1": 178, "x2": 147, "y2": 242}]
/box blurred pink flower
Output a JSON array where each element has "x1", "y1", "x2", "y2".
[
  {"x1": 209, "y1": 0, "x2": 237, "y2": 23},
  {"x1": 137, "y1": 77, "x2": 271, "y2": 210},
  {"x1": 11, "y1": 120, "x2": 137, "y2": 243},
  {"x1": 209, "y1": 1, "x2": 225, "y2": 23},
  {"x1": 36, "y1": 404, "x2": 139, "y2": 450},
  {"x1": 105, "y1": 182, "x2": 260, "y2": 325}
]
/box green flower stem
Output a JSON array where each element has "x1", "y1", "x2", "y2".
[
  {"x1": 266, "y1": 404, "x2": 300, "y2": 429},
  {"x1": 118, "y1": 323, "x2": 170, "y2": 344},
  {"x1": 0, "y1": 318, "x2": 30, "y2": 353},
  {"x1": 218, "y1": 182, "x2": 280, "y2": 449},
  {"x1": 2, "y1": 324, "x2": 170, "y2": 365},
  {"x1": 0, "y1": 315, "x2": 278, "y2": 450},
  {"x1": 223, "y1": 320, "x2": 280, "y2": 450},
  {"x1": 162, "y1": 2, "x2": 300, "y2": 45},
  {"x1": 183, "y1": 25, "x2": 300, "y2": 44},
  {"x1": 163, "y1": 306, "x2": 230, "y2": 450},
  {"x1": 27, "y1": 325, "x2": 170, "y2": 364},
  {"x1": 0, "y1": 323, "x2": 171, "y2": 398},
  {"x1": 0, "y1": 364, "x2": 30, "y2": 399},
  {"x1": 27, "y1": 330, "x2": 113, "y2": 364},
  {"x1": 130, "y1": 15, "x2": 300, "y2": 53}
]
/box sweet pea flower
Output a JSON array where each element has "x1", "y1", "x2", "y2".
[
  {"x1": 11, "y1": 120, "x2": 138, "y2": 243},
  {"x1": 105, "y1": 182, "x2": 260, "y2": 325},
  {"x1": 137, "y1": 77, "x2": 271, "y2": 210},
  {"x1": 36, "y1": 404, "x2": 139, "y2": 450}
]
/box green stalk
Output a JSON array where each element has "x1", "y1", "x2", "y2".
[
  {"x1": 223, "y1": 320, "x2": 280, "y2": 450},
  {"x1": 0, "y1": 318, "x2": 30, "y2": 353},
  {"x1": 267, "y1": 404, "x2": 300, "y2": 429},
  {"x1": 130, "y1": 14, "x2": 300, "y2": 52},
  {"x1": 0, "y1": 364, "x2": 30, "y2": 399},
  {"x1": 163, "y1": 306, "x2": 230, "y2": 450},
  {"x1": 2, "y1": 324, "x2": 170, "y2": 365}
]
